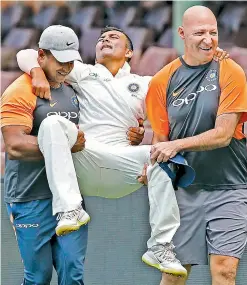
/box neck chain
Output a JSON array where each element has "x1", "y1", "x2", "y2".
[{"x1": 50, "y1": 83, "x2": 61, "y2": 89}]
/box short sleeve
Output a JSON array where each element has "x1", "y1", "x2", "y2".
[
  {"x1": 146, "y1": 59, "x2": 182, "y2": 136},
  {"x1": 218, "y1": 59, "x2": 247, "y2": 124},
  {"x1": 1, "y1": 75, "x2": 36, "y2": 129},
  {"x1": 146, "y1": 76, "x2": 169, "y2": 136}
]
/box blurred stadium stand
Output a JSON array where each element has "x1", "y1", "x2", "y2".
[
  {"x1": 1, "y1": 1, "x2": 246, "y2": 73},
  {"x1": 1, "y1": 1, "x2": 247, "y2": 284}
]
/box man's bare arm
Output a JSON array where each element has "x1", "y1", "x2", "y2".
[
  {"x1": 2, "y1": 125, "x2": 85, "y2": 161},
  {"x1": 151, "y1": 112, "x2": 241, "y2": 162},
  {"x1": 17, "y1": 49, "x2": 51, "y2": 99},
  {"x1": 2, "y1": 126, "x2": 43, "y2": 161},
  {"x1": 177, "y1": 113, "x2": 241, "y2": 151},
  {"x1": 16, "y1": 50, "x2": 86, "y2": 100}
]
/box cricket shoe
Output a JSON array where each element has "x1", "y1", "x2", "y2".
[
  {"x1": 142, "y1": 243, "x2": 187, "y2": 277},
  {"x1": 56, "y1": 204, "x2": 90, "y2": 236}
]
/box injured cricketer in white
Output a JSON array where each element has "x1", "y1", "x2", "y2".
[{"x1": 18, "y1": 52, "x2": 187, "y2": 277}]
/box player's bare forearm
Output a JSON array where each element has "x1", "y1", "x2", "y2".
[
  {"x1": 150, "y1": 113, "x2": 241, "y2": 162},
  {"x1": 177, "y1": 113, "x2": 241, "y2": 152},
  {"x1": 2, "y1": 126, "x2": 43, "y2": 161},
  {"x1": 175, "y1": 130, "x2": 229, "y2": 152},
  {"x1": 17, "y1": 49, "x2": 51, "y2": 99},
  {"x1": 30, "y1": 67, "x2": 51, "y2": 99}
]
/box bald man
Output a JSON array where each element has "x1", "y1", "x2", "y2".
[{"x1": 146, "y1": 6, "x2": 247, "y2": 285}]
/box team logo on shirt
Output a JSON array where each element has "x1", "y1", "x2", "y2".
[
  {"x1": 128, "y1": 83, "x2": 140, "y2": 93},
  {"x1": 71, "y1": 95, "x2": 79, "y2": 108},
  {"x1": 50, "y1": 101, "x2": 58, "y2": 107},
  {"x1": 206, "y1": 69, "x2": 217, "y2": 82},
  {"x1": 47, "y1": 111, "x2": 79, "y2": 120},
  {"x1": 172, "y1": 84, "x2": 217, "y2": 107},
  {"x1": 89, "y1": 72, "x2": 99, "y2": 79}
]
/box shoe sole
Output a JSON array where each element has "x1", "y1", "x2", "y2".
[
  {"x1": 142, "y1": 256, "x2": 187, "y2": 277},
  {"x1": 56, "y1": 216, "x2": 91, "y2": 236}
]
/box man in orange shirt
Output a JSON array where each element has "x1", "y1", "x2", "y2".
[
  {"x1": 146, "y1": 6, "x2": 247, "y2": 285},
  {"x1": 1, "y1": 25, "x2": 146, "y2": 284},
  {"x1": 1, "y1": 25, "x2": 91, "y2": 284}
]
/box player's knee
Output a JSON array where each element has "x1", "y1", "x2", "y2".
[
  {"x1": 40, "y1": 115, "x2": 74, "y2": 137},
  {"x1": 214, "y1": 265, "x2": 237, "y2": 281},
  {"x1": 66, "y1": 271, "x2": 84, "y2": 285},
  {"x1": 41, "y1": 115, "x2": 61, "y2": 129},
  {"x1": 65, "y1": 260, "x2": 85, "y2": 285},
  {"x1": 39, "y1": 115, "x2": 69, "y2": 139},
  {"x1": 211, "y1": 256, "x2": 237, "y2": 282},
  {"x1": 25, "y1": 267, "x2": 53, "y2": 285}
]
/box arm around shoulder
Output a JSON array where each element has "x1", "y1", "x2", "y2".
[
  {"x1": 16, "y1": 49, "x2": 39, "y2": 74},
  {"x1": 65, "y1": 60, "x2": 89, "y2": 85},
  {"x1": 146, "y1": 74, "x2": 170, "y2": 138},
  {"x1": 16, "y1": 49, "x2": 51, "y2": 99}
]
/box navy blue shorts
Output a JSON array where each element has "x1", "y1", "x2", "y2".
[{"x1": 6, "y1": 198, "x2": 88, "y2": 285}]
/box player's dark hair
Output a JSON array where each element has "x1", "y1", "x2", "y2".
[
  {"x1": 100, "y1": 26, "x2": 133, "y2": 62},
  {"x1": 41, "y1": 49, "x2": 52, "y2": 56}
]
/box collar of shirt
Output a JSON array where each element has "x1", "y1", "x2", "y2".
[{"x1": 94, "y1": 62, "x2": 131, "y2": 79}]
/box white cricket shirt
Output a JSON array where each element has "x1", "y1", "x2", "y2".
[
  {"x1": 66, "y1": 61, "x2": 152, "y2": 146},
  {"x1": 16, "y1": 49, "x2": 152, "y2": 147}
]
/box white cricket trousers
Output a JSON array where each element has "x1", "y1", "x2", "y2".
[{"x1": 38, "y1": 115, "x2": 180, "y2": 247}]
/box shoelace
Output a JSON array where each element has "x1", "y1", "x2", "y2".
[
  {"x1": 56, "y1": 208, "x2": 81, "y2": 221},
  {"x1": 155, "y1": 243, "x2": 181, "y2": 263}
]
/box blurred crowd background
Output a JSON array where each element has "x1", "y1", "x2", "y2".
[
  {"x1": 1, "y1": 1, "x2": 247, "y2": 85},
  {"x1": 1, "y1": 0, "x2": 247, "y2": 177}
]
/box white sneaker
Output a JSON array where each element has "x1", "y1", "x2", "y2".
[
  {"x1": 56, "y1": 205, "x2": 90, "y2": 236},
  {"x1": 142, "y1": 243, "x2": 187, "y2": 277}
]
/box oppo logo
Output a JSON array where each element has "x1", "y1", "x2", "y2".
[
  {"x1": 47, "y1": 111, "x2": 78, "y2": 120},
  {"x1": 15, "y1": 224, "x2": 39, "y2": 228},
  {"x1": 173, "y1": 84, "x2": 217, "y2": 107}
]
